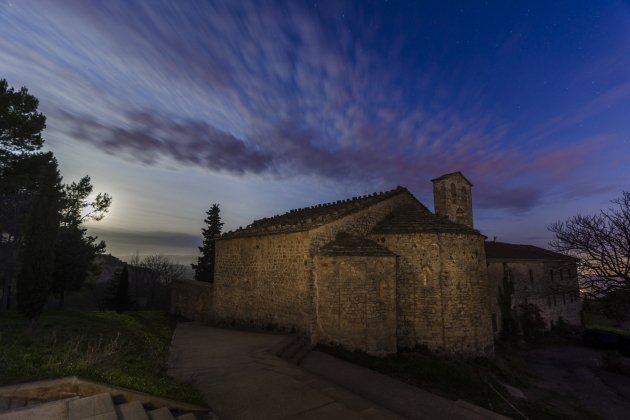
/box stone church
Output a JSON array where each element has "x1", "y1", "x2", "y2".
[{"x1": 174, "y1": 172, "x2": 495, "y2": 357}]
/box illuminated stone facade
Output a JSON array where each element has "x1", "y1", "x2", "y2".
[{"x1": 174, "y1": 172, "x2": 495, "y2": 357}]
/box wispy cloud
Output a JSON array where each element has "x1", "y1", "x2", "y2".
[{"x1": 0, "y1": 0, "x2": 625, "y2": 215}]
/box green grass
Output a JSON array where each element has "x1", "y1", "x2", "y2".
[
  {"x1": 0, "y1": 310, "x2": 205, "y2": 405},
  {"x1": 584, "y1": 312, "x2": 630, "y2": 336}
]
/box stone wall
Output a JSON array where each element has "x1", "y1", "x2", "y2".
[
  {"x1": 373, "y1": 232, "x2": 494, "y2": 356},
  {"x1": 212, "y1": 231, "x2": 312, "y2": 332},
  {"x1": 432, "y1": 174, "x2": 473, "y2": 228},
  {"x1": 313, "y1": 254, "x2": 397, "y2": 355},
  {"x1": 487, "y1": 259, "x2": 582, "y2": 332},
  {"x1": 170, "y1": 279, "x2": 214, "y2": 323},
  {"x1": 211, "y1": 192, "x2": 416, "y2": 337}
]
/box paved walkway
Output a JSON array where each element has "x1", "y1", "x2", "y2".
[{"x1": 167, "y1": 323, "x2": 508, "y2": 420}]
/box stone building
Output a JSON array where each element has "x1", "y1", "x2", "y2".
[
  {"x1": 173, "y1": 172, "x2": 495, "y2": 357},
  {"x1": 485, "y1": 241, "x2": 582, "y2": 333}
]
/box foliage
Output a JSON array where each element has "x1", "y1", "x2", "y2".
[
  {"x1": 597, "y1": 288, "x2": 630, "y2": 322},
  {"x1": 192, "y1": 203, "x2": 223, "y2": 282},
  {"x1": 498, "y1": 266, "x2": 517, "y2": 340},
  {"x1": 0, "y1": 79, "x2": 48, "y2": 311},
  {"x1": 0, "y1": 310, "x2": 205, "y2": 404},
  {"x1": 549, "y1": 191, "x2": 630, "y2": 296},
  {"x1": 0, "y1": 78, "x2": 46, "y2": 157},
  {"x1": 132, "y1": 254, "x2": 186, "y2": 285},
  {"x1": 52, "y1": 175, "x2": 110, "y2": 308},
  {"x1": 516, "y1": 303, "x2": 546, "y2": 338},
  {"x1": 115, "y1": 265, "x2": 131, "y2": 313},
  {"x1": 16, "y1": 154, "x2": 62, "y2": 319}
]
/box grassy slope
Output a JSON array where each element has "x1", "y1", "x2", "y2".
[
  {"x1": 585, "y1": 311, "x2": 630, "y2": 336},
  {"x1": 320, "y1": 344, "x2": 600, "y2": 420},
  {"x1": 0, "y1": 311, "x2": 204, "y2": 405}
]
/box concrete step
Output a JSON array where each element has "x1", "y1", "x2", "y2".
[
  {"x1": 269, "y1": 334, "x2": 297, "y2": 355},
  {"x1": 0, "y1": 396, "x2": 79, "y2": 420},
  {"x1": 175, "y1": 413, "x2": 197, "y2": 420},
  {"x1": 115, "y1": 400, "x2": 149, "y2": 420},
  {"x1": 147, "y1": 406, "x2": 176, "y2": 420},
  {"x1": 288, "y1": 341, "x2": 313, "y2": 365},
  {"x1": 68, "y1": 392, "x2": 117, "y2": 420}
]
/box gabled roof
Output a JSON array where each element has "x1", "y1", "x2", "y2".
[
  {"x1": 371, "y1": 203, "x2": 480, "y2": 235},
  {"x1": 484, "y1": 241, "x2": 576, "y2": 261},
  {"x1": 430, "y1": 171, "x2": 473, "y2": 186},
  {"x1": 318, "y1": 232, "x2": 396, "y2": 256},
  {"x1": 220, "y1": 186, "x2": 411, "y2": 239}
]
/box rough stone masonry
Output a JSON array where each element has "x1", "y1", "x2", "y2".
[{"x1": 173, "y1": 172, "x2": 498, "y2": 357}]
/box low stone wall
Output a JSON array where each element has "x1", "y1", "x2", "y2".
[{"x1": 170, "y1": 279, "x2": 214, "y2": 323}]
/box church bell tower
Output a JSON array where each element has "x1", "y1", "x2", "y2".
[{"x1": 431, "y1": 172, "x2": 474, "y2": 228}]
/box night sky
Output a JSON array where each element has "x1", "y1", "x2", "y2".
[{"x1": 1, "y1": 1, "x2": 629, "y2": 262}]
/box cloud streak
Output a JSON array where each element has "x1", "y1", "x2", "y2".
[{"x1": 1, "y1": 0, "x2": 628, "y2": 216}]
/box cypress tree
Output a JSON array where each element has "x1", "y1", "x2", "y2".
[
  {"x1": 115, "y1": 264, "x2": 130, "y2": 313},
  {"x1": 192, "y1": 204, "x2": 223, "y2": 282}
]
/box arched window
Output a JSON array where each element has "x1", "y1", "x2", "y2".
[
  {"x1": 450, "y1": 183, "x2": 457, "y2": 204},
  {"x1": 460, "y1": 186, "x2": 468, "y2": 205},
  {"x1": 421, "y1": 267, "x2": 431, "y2": 286}
]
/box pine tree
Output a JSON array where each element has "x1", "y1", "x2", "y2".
[
  {"x1": 192, "y1": 204, "x2": 223, "y2": 282},
  {"x1": 16, "y1": 154, "x2": 62, "y2": 319}
]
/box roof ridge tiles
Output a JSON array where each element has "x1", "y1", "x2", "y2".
[{"x1": 220, "y1": 185, "x2": 409, "y2": 239}]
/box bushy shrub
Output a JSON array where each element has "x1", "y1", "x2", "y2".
[{"x1": 516, "y1": 303, "x2": 545, "y2": 338}]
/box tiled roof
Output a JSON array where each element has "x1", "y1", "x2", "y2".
[
  {"x1": 220, "y1": 186, "x2": 411, "y2": 239},
  {"x1": 371, "y1": 203, "x2": 479, "y2": 234},
  {"x1": 485, "y1": 241, "x2": 576, "y2": 261},
  {"x1": 318, "y1": 232, "x2": 396, "y2": 256}
]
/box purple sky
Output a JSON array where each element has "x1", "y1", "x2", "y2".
[{"x1": 1, "y1": 0, "x2": 629, "y2": 262}]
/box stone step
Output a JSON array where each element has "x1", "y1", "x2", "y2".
[
  {"x1": 147, "y1": 406, "x2": 176, "y2": 420},
  {"x1": 115, "y1": 400, "x2": 149, "y2": 420},
  {"x1": 0, "y1": 396, "x2": 79, "y2": 420},
  {"x1": 68, "y1": 392, "x2": 117, "y2": 420},
  {"x1": 269, "y1": 334, "x2": 297, "y2": 356},
  {"x1": 175, "y1": 413, "x2": 197, "y2": 420},
  {"x1": 277, "y1": 335, "x2": 306, "y2": 360},
  {"x1": 288, "y1": 341, "x2": 313, "y2": 365}
]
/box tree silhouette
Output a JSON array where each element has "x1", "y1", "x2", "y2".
[
  {"x1": 16, "y1": 154, "x2": 62, "y2": 319},
  {"x1": 549, "y1": 191, "x2": 630, "y2": 296},
  {"x1": 192, "y1": 204, "x2": 223, "y2": 282}
]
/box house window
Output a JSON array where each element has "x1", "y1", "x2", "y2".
[
  {"x1": 550, "y1": 270, "x2": 554, "y2": 281},
  {"x1": 450, "y1": 183, "x2": 457, "y2": 204},
  {"x1": 553, "y1": 295, "x2": 557, "y2": 307},
  {"x1": 563, "y1": 294, "x2": 566, "y2": 304},
  {"x1": 560, "y1": 270, "x2": 564, "y2": 281}
]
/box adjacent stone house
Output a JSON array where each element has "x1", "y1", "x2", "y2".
[
  {"x1": 173, "y1": 172, "x2": 495, "y2": 357},
  {"x1": 485, "y1": 241, "x2": 582, "y2": 333}
]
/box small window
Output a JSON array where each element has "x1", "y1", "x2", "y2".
[
  {"x1": 560, "y1": 270, "x2": 564, "y2": 281},
  {"x1": 563, "y1": 294, "x2": 566, "y2": 304},
  {"x1": 529, "y1": 269, "x2": 533, "y2": 283},
  {"x1": 450, "y1": 183, "x2": 457, "y2": 204},
  {"x1": 421, "y1": 268, "x2": 431, "y2": 286},
  {"x1": 553, "y1": 295, "x2": 557, "y2": 307},
  {"x1": 550, "y1": 270, "x2": 554, "y2": 282}
]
